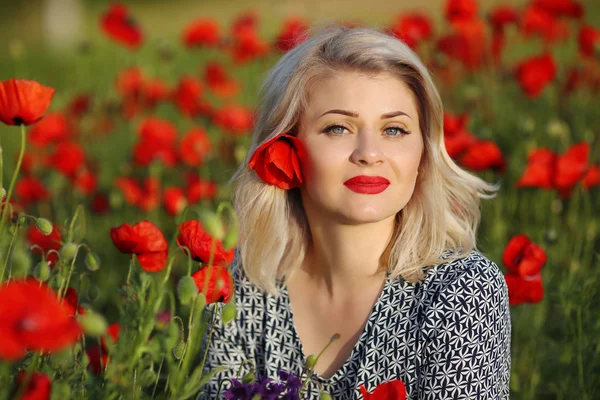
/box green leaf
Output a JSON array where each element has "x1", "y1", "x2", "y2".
[{"x1": 178, "y1": 365, "x2": 229, "y2": 400}]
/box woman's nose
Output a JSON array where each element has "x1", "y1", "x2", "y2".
[{"x1": 350, "y1": 130, "x2": 384, "y2": 166}]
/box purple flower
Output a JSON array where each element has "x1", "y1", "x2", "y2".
[{"x1": 222, "y1": 369, "x2": 307, "y2": 400}]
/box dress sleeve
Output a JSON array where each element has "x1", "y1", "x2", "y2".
[
  {"x1": 198, "y1": 302, "x2": 250, "y2": 399},
  {"x1": 418, "y1": 258, "x2": 512, "y2": 399}
]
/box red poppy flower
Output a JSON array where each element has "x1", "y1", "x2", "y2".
[
  {"x1": 520, "y1": 5, "x2": 570, "y2": 43},
  {"x1": 163, "y1": 187, "x2": 187, "y2": 216},
  {"x1": 115, "y1": 177, "x2": 143, "y2": 206},
  {"x1": 532, "y1": 0, "x2": 583, "y2": 19},
  {"x1": 179, "y1": 127, "x2": 212, "y2": 167},
  {"x1": 437, "y1": 20, "x2": 487, "y2": 70},
  {"x1": 583, "y1": 165, "x2": 600, "y2": 189},
  {"x1": 203, "y1": 62, "x2": 240, "y2": 99},
  {"x1": 359, "y1": 378, "x2": 407, "y2": 400},
  {"x1": 578, "y1": 25, "x2": 600, "y2": 58},
  {"x1": 91, "y1": 192, "x2": 111, "y2": 215},
  {"x1": 212, "y1": 104, "x2": 254, "y2": 136},
  {"x1": 133, "y1": 139, "x2": 178, "y2": 168},
  {"x1": 445, "y1": 0, "x2": 479, "y2": 24},
  {"x1": 176, "y1": 220, "x2": 235, "y2": 266},
  {"x1": 230, "y1": 26, "x2": 269, "y2": 64},
  {"x1": 172, "y1": 76, "x2": 212, "y2": 118},
  {"x1": 514, "y1": 53, "x2": 556, "y2": 98},
  {"x1": 86, "y1": 322, "x2": 120, "y2": 375},
  {"x1": 100, "y1": 4, "x2": 143, "y2": 50},
  {"x1": 182, "y1": 18, "x2": 221, "y2": 48},
  {"x1": 16, "y1": 176, "x2": 50, "y2": 206},
  {"x1": 138, "y1": 117, "x2": 177, "y2": 145},
  {"x1": 26, "y1": 223, "x2": 62, "y2": 266},
  {"x1": 71, "y1": 168, "x2": 98, "y2": 196},
  {"x1": 488, "y1": 5, "x2": 519, "y2": 32},
  {"x1": 16, "y1": 371, "x2": 52, "y2": 400},
  {"x1": 275, "y1": 17, "x2": 310, "y2": 52},
  {"x1": 27, "y1": 112, "x2": 70, "y2": 146},
  {"x1": 0, "y1": 279, "x2": 82, "y2": 360},
  {"x1": 68, "y1": 93, "x2": 92, "y2": 118},
  {"x1": 230, "y1": 10, "x2": 259, "y2": 37},
  {"x1": 0, "y1": 79, "x2": 55, "y2": 126},
  {"x1": 554, "y1": 142, "x2": 589, "y2": 193},
  {"x1": 49, "y1": 142, "x2": 86, "y2": 177},
  {"x1": 504, "y1": 272, "x2": 544, "y2": 306},
  {"x1": 63, "y1": 287, "x2": 85, "y2": 317},
  {"x1": 389, "y1": 13, "x2": 434, "y2": 49},
  {"x1": 143, "y1": 78, "x2": 170, "y2": 106},
  {"x1": 185, "y1": 175, "x2": 218, "y2": 203},
  {"x1": 248, "y1": 133, "x2": 306, "y2": 190},
  {"x1": 115, "y1": 67, "x2": 144, "y2": 99},
  {"x1": 516, "y1": 148, "x2": 556, "y2": 189},
  {"x1": 459, "y1": 140, "x2": 506, "y2": 173},
  {"x1": 110, "y1": 221, "x2": 168, "y2": 272},
  {"x1": 443, "y1": 113, "x2": 478, "y2": 158},
  {"x1": 191, "y1": 265, "x2": 234, "y2": 304},
  {"x1": 502, "y1": 234, "x2": 547, "y2": 278}
]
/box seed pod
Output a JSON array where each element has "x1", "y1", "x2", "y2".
[
  {"x1": 241, "y1": 371, "x2": 255, "y2": 384},
  {"x1": 35, "y1": 217, "x2": 53, "y2": 235},
  {"x1": 33, "y1": 261, "x2": 51, "y2": 281},
  {"x1": 78, "y1": 311, "x2": 108, "y2": 337},
  {"x1": 319, "y1": 392, "x2": 333, "y2": 400},
  {"x1": 60, "y1": 243, "x2": 78, "y2": 262},
  {"x1": 85, "y1": 252, "x2": 101, "y2": 271},
  {"x1": 305, "y1": 354, "x2": 318, "y2": 370},
  {"x1": 221, "y1": 302, "x2": 237, "y2": 325},
  {"x1": 198, "y1": 209, "x2": 224, "y2": 240},
  {"x1": 172, "y1": 341, "x2": 186, "y2": 360},
  {"x1": 140, "y1": 369, "x2": 157, "y2": 387},
  {"x1": 177, "y1": 276, "x2": 198, "y2": 305},
  {"x1": 222, "y1": 227, "x2": 238, "y2": 250}
]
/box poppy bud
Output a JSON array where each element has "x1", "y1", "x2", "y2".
[
  {"x1": 177, "y1": 276, "x2": 198, "y2": 305},
  {"x1": 221, "y1": 302, "x2": 237, "y2": 325},
  {"x1": 78, "y1": 311, "x2": 108, "y2": 337},
  {"x1": 85, "y1": 252, "x2": 101, "y2": 271},
  {"x1": 35, "y1": 217, "x2": 54, "y2": 236},
  {"x1": 173, "y1": 341, "x2": 186, "y2": 360},
  {"x1": 198, "y1": 210, "x2": 225, "y2": 240},
  {"x1": 241, "y1": 371, "x2": 255, "y2": 384},
  {"x1": 305, "y1": 354, "x2": 318, "y2": 370},
  {"x1": 60, "y1": 243, "x2": 79, "y2": 261},
  {"x1": 140, "y1": 369, "x2": 157, "y2": 387},
  {"x1": 222, "y1": 226, "x2": 238, "y2": 250},
  {"x1": 17, "y1": 214, "x2": 27, "y2": 226},
  {"x1": 547, "y1": 119, "x2": 570, "y2": 139},
  {"x1": 155, "y1": 311, "x2": 171, "y2": 331},
  {"x1": 34, "y1": 261, "x2": 51, "y2": 281},
  {"x1": 319, "y1": 392, "x2": 333, "y2": 400}
]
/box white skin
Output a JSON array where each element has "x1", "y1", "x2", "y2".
[{"x1": 294, "y1": 70, "x2": 424, "y2": 302}]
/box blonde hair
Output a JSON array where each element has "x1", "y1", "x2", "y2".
[{"x1": 228, "y1": 25, "x2": 500, "y2": 296}]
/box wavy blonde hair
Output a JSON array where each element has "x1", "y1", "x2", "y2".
[{"x1": 227, "y1": 25, "x2": 500, "y2": 296}]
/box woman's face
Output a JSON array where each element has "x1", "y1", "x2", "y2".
[{"x1": 296, "y1": 70, "x2": 424, "y2": 224}]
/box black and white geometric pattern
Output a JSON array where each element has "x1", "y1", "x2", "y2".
[{"x1": 199, "y1": 249, "x2": 511, "y2": 399}]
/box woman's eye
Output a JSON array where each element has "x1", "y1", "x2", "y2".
[
  {"x1": 385, "y1": 126, "x2": 410, "y2": 137},
  {"x1": 323, "y1": 124, "x2": 348, "y2": 135}
]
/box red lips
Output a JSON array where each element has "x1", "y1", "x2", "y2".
[{"x1": 344, "y1": 175, "x2": 390, "y2": 194}]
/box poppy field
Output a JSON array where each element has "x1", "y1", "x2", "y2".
[{"x1": 0, "y1": 0, "x2": 600, "y2": 399}]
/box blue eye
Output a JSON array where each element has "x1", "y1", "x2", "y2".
[
  {"x1": 385, "y1": 126, "x2": 411, "y2": 137},
  {"x1": 322, "y1": 124, "x2": 348, "y2": 136}
]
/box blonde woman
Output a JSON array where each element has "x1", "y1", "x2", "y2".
[{"x1": 201, "y1": 26, "x2": 511, "y2": 399}]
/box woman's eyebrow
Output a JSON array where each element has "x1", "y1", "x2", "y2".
[{"x1": 318, "y1": 109, "x2": 412, "y2": 120}]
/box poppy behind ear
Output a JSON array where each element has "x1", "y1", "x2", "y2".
[{"x1": 248, "y1": 133, "x2": 306, "y2": 190}]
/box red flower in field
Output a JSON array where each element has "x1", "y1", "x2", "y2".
[
  {"x1": 275, "y1": 16, "x2": 309, "y2": 52},
  {"x1": 442, "y1": 112, "x2": 477, "y2": 158},
  {"x1": 138, "y1": 117, "x2": 177, "y2": 145},
  {"x1": 0, "y1": 79, "x2": 55, "y2": 126},
  {"x1": 68, "y1": 93, "x2": 92, "y2": 118},
  {"x1": 114, "y1": 176, "x2": 161, "y2": 212},
  {"x1": 87, "y1": 323, "x2": 120, "y2": 375},
  {"x1": 26, "y1": 223, "x2": 62, "y2": 266},
  {"x1": 72, "y1": 168, "x2": 98, "y2": 195},
  {"x1": 49, "y1": 142, "x2": 86, "y2": 177},
  {"x1": 248, "y1": 133, "x2": 306, "y2": 190},
  {"x1": 520, "y1": 5, "x2": 570, "y2": 43},
  {"x1": 172, "y1": 76, "x2": 213, "y2": 118},
  {"x1": 203, "y1": 62, "x2": 240, "y2": 99},
  {"x1": 16, "y1": 371, "x2": 52, "y2": 400},
  {"x1": 176, "y1": 220, "x2": 235, "y2": 266},
  {"x1": 110, "y1": 221, "x2": 168, "y2": 272},
  {"x1": 359, "y1": 378, "x2": 407, "y2": 400},
  {"x1": 389, "y1": 13, "x2": 434, "y2": 49},
  {"x1": 143, "y1": 78, "x2": 170, "y2": 106},
  {"x1": 28, "y1": 112, "x2": 70, "y2": 146},
  {"x1": 459, "y1": 140, "x2": 506, "y2": 173},
  {"x1": 212, "y1": 104, "x2": 254, "y2": 136},
  {"x1": 445, "y1": 0, "x2": 478, "y2": 24},
  {"x1": 230, "y1": 10, "x2": 259, "y2": 37},
  {"x1": 503, "y1": 234, "x2": 547, "y2": 278},
  {"x1": 0, "y1": 279, "x2": 82, "y2": 360},
  {"x1": 16, "y1": 176, "x2": 50, "y2": 205},
  {"x1": 230, "y1": 26, "x2": 269, "y2": 64},
  {"x1": 578, "y1": 25, "x2": 600, "y2": 58},
  {"x1": 488, "y1": 5, "x2": 519, "y2": 32},
  {"x1": 517, "y1": 148, "x2": 556, "y2": 189},
  {"x1": 437, "y1": 18, "x2": 487, "y2": 70},
  {"x1": 504, "y1": 272, "x2": 544, "y2": 306},
  {"x1": 179, "y1": 127, "x2": 212, "y2": 167},
  {"x1": 63, "y1": 288, "x2": 85, "y2": 317},
  {"x1": 583, "y1": 165, "x2": 600, "y2": 189},
  {"x1": 191, "y1": 265, "x2": 234, "y2": 304},
  {"x1": 115, "y1": 67, "x2": 144, "y2": 98},
  {"x1": 514, "y1": 53, "x2": 556, "y2": 98},
  {"x1": 555, "y1": 142, "x2": 589, "y2": 195},
  {"x1": 91, "y1": 192, "x2": 111, "y2": 214},
  {"x1": 21, "y1": 151, "x2": 50, "y2": 175},
  {"x1": 133, "y1": 140, "x2": 178, "y2": 168},
  {"x1": 182, "y1": 18, "x2": 221, "y2": 48},
  {"x1": 532, "y1": 0, "x2": 583, "y2": 19},
  {"x1": 100, "y1": 3, "x2": 143, "y2": 50},
  {"x1": 163, "y1": 187, "x2": 187, "y2": 216},
  {"x1": 115, "y1": 177, "x2": 143, "y2": 206},
  {"x1": 185, "y1": 175, "x2": 218, "y2": 203}
]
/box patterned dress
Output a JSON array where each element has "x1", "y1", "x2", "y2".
[{"x1": 199, "y1": 249, "x2": 512, "y2": 399}]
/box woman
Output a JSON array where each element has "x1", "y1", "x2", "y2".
[{"x1": 200, "y1": 26, "x2": 511, "y2": 399}]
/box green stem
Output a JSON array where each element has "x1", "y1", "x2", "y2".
[
  {"x1": 196, "y1": 304, "x2": 219, "y2": 383},
  {"x1": 0, "y1": 222, "x2": 19, "y2": 283},
  {"x1": 127, "y1": 255, "x2": 136, "y2": 286},
  {"x1": 59, "y1": 246, "x2": 80, "y2": 299},
  {"x1": 0, "y1": 123, "x2": 26, "y2": 236}
]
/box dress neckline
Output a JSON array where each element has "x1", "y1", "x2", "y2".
[{"x1": 279, "y1": 270, "x2": 392, "y2": 384}]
